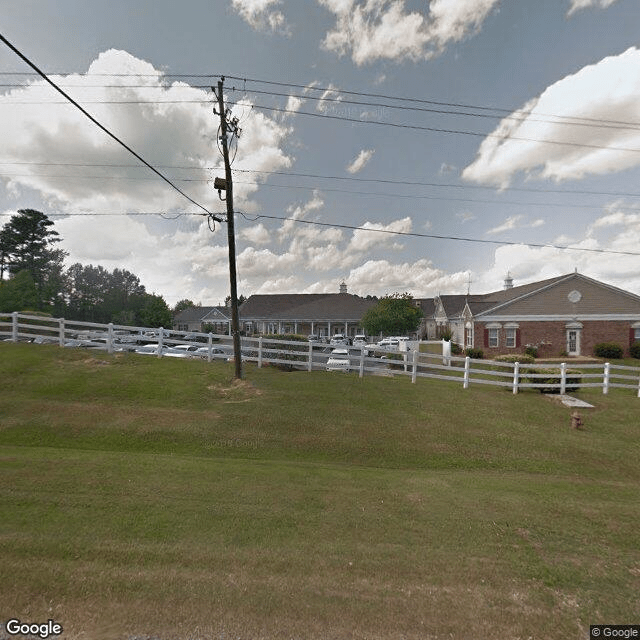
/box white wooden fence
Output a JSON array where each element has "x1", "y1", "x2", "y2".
[{"x1": 2, "y1": 312, "x2": 640, "y2": 396}]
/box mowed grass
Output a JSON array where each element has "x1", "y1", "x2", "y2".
[{"x1": 0, "y1": 343, "x2": 638, "y2": 640}]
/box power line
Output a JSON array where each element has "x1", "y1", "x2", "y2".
[
  {"x1": 4, "y1": 80, "x2": 638, "y2": 132},
  {"x1": 1, "y1": 206, "x2": 636, "y2": 257},
  {"x1": 227, "y1": 100, "x2": 640, "y2": 155},
  {"x1": 223, "y1": 74, "x2": 640, "y2": 130},
  {"x1": 4, "y1": 70, "x2": 639, "y2": 131},
  {"x1": 3, "y1": 159, "x2": 640, "y2": 200},
  {"x1": 232, "y1": 168, "x2": 640, "y2": 199},
  {"x1": 225, "y1": 85, "x2": 640, "y2": 133},
  {"x1": 238, "y1": 212, "x2": 640, "y2": 257},
  {"x1": 4, "y1": 170, "x2": 640, "y2": 213},
  {"x1": 0, "y1": 33, "x2": 219, "y2": 219}
]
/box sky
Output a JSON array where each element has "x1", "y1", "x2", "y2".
[{"x1": 1, "y1": 0, "x2": 640, "y2": 306}]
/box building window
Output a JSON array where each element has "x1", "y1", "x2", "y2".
[
  {"x1": 465, "y1": 323, "x2": 473, "y2": 348},
  {"x1": 488, "y1": 328, "x2": 499, "y2": 348},
  {"x1": 505, "y1": 328, "x2": 516, "y2": 348}
]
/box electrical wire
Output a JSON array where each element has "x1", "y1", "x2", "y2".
[
  {"x1": 237, "y1": 211, "x2": 640, "y2": 257},
  {"x1": 3, "y1": 160, "x2": 640, "y2": 200},
  {"x1": 5, "y1": 71, "x2": 637, "y2": 131},
  {"x1": 226, "y1": 100, "x2": 640, "y2": 155},
  {"x1": 225, "y1": 85, "x2": 640, "y2": 133},
  {"x1": 223, "y1": 74, "x2": 640, "y2": 130}
]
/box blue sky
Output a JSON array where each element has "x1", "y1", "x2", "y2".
[{"x1": 1, "y1": 0, "x2": 640, "y2": 305}]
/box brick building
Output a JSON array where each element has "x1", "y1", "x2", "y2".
[{"x1": 417, "y1": 272, "x2": 640, "y2": 358}]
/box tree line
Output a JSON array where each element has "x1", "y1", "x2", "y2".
[{"x1": 0, "y1": 209, "x2": 173, "y2": 327}]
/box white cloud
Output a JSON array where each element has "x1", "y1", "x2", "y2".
[
  {"x1": 567, "y1": 0, "x2": 620, "y2": 17},
  {"x1": 346, "y1": 149, "x2": 375, "y2": 174},
  {"x1": 486, "y1": 215, "x2": 545, "y2": 235},
  {"x1": 316, "y1": 84, "x2": 343, "y2": 113},
  {"x1": 319, "y1": 0, "x2": 500, "y2": 65},
  {"x1": 456, "y1": 211, "x2": 476, "y2": 223},
  {"x1": 231, "y1": 0, "x2": 290, "y2": 34},
  {"x1": 345, "y1": 258, "x2": 471, "y2": 297},
  {"x1": 285, "y1": 95, "x2": 305, "y2": 114},
  {"x1": 239, "y1": 223, "x2": 271, "y2": 244},
  {"x1": 463, "y1": 47, "x2": 640, "y2": 188},
  {"x1": 346, "y1": 216, "x2": 412, "y2": 253}
]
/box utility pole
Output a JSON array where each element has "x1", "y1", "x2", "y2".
[{"x1": 214, "y1": 77, "x2": 242, "y2": 379}]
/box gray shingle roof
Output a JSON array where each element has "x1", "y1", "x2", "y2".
[{"x1": 240, "y1": 293, "x2": 376, "y2": 321}]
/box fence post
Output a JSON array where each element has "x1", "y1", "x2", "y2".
[
  {"x1": 58, "y1": 317, "x2": 65, "y2": 347},
  {"x1": 12, "y1": 311, "x2": 18, "y2": 342},
  {"x1": 411, "y1": 349, "x2": 418, "y2": 383},
  {"x1": 463, "y1": 356, "x2": 470, "y2": 389},
  {"x1": 258, "y1": 337, "x2": 263, "y2": 368},
  {"x1": 359, "y1": 348, "x2": 365, "y2": 378},
  {"x1": 603, "y1": 362, "x2": 610, "y2": 395},
  {"x1": 442, "y1": 339, "x2": 451, "y2": 366},
  {"x1": 560, "y1": 362, "x2": 567, "y2": 395},
  {"x1": 308, "y1": 341, "x2": 313, "y2": 372},
  {"x1": 512, "y1": 361, "x2": 520, "y2": 395},
  {"x1": 157, "y1": 328, "x2": 164, "y2": 357},
  {"x1": 107, "y1": 323, "x2": 114, "y2": 354}
]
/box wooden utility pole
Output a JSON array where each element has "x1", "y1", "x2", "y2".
[{"x1": 214, "y1": 78, "x2": 242, "y2": 379}]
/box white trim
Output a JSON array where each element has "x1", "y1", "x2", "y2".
[{"x1": 478, "y1": 314, "x2": 640, "y2": 322}]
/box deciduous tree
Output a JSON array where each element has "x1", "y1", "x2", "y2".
[{"x1": 361, "y1": 293, "x2": 423, "y2": 337}]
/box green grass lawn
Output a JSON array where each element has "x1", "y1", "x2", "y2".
[{"x1": 0, "y1": 342, "x2": 639, "y2": 639}]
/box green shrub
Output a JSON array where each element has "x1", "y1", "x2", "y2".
[
  {"x1": 593, "y1": 342, "x2": 623, "y2": 359},
  {"x1": 451, "y1": 342, "x2": 463, "y2": 355},
  {"x1": 630, "y1": 341, "x2": 640, "y2": 359},
  {"x1": 526, "y1": 367, "x2": 582, "y2": 393},
  {"x1": 524, "y1": 345, "x2": 538, "y2": 358},
  {"x1": 465, "y1": 348, "x2": 484, "y2": 359},
  {"x1": 494, "y1": 354, "x2": 535, "y2": 365}
]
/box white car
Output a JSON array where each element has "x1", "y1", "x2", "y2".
[
  {"x1": 353, "y1": 334, "x2": 367, "y2": 347},
  {"x1": 134, "y1": 344, "x2": 189, "y2": 358},
  {"x1": 194, "y1": 346, "x2": 230, "y2": 361},
  {"x1": 171, "y1": 344, "x2": 201, "y2": 354},
  {"x1": 326, "y1": 348, "x2": 351, "y2": 372},
  {"x1": 377, "y1": 338, "x2": 399, "y2": 349}
]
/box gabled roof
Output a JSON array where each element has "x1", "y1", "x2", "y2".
[
  {"x1": 418, "y1": 272, "x2": 640, "y2": 321},
  {"x1": 240, "y1": 293, "x2": 376, "y2": 321},
  {"x1": 174, "y1": 306, "x2": 230, "y2": 323},
  {"x1": 476, "y1": 272, "x2": 640, "y2": 318}
]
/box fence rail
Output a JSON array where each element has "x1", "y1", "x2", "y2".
[{"x1": 2, "y1": 312, "x2": 640, "y2": 396}]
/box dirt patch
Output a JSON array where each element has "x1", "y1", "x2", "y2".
[{"x1": 207, "y1": 378, "x2": 263, "y2": 402}]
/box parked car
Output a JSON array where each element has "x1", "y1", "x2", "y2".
[
  {"x1": 377, "y1": 338, "x2": 399, "y2": 349},
  {"x1": 330, "y1": 334, "x2": 351, "y2": 346},
  {"x1": 194, "y1": 346, "x2": 230, "y2": 361},
  {"x1": 134, "y1": 344, "x2": 190, "y2": 358},
  {"x1": 326, "y1": 348, "x2": 351, "y2": 372},
  {"x1": 171, "y1": 344, "x2": 201, "y2": 354},
  {"x1": 353, "y1": 334, "x2": 367, "y2": 347}
]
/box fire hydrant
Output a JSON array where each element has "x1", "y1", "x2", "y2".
[{"x1": 570, "y1": 410, "x2": 583, "y2": 430}]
